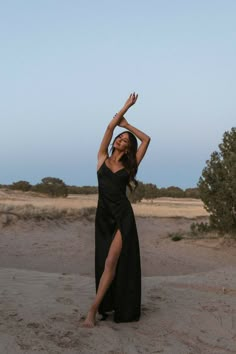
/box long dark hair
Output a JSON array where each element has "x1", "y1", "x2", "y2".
[{"x1": 110, "y1": 131, "x2": 138, "y2": 191}]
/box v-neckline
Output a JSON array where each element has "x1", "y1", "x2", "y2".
[{"x1": 104, "y1": 160, "x2": 126, "y2": 174}]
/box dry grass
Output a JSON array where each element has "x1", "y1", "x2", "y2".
[
  {"x1": 0, "y1": 204, "x2": 96, "y2": 226},
  {"x1": 0, "y1": 190, "x2": 208, "y2": 224},
  {"x1": 133, "y1": 197, "x2": 208, "y2": 218}
]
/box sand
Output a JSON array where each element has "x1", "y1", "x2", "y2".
[{"x1": 0, "y1": 192, "x2": 236, "y2": 353}]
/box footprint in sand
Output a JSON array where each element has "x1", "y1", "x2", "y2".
[
  {"x1": 56, "y1": 297, "x2": 74, "y2": 305},
  {"x1": 141, "y1": 304, "x2": 160, "y2": 316},
  {"x1": 148, "y1": 288, "x2": 167, "y2": 303},
  {"x1": 149, "y1": 294, "x2": 166, "y2": 302},
  {"x1": 26, "y1": 322, "x2": 41, "y2": 329},
  {"x1": 26, "y1": 322, "x2": 44, "y2": 335},
  {"x1": 45, "y1": 330, "x2": 82, "y2": 349},
  {"x1": 141, "y1": 305, "x2": 150, "y2": 314},
  {"x1": 7, "y1": 312, "x2": 18, "y2": 318},
  {"x1": 64, "y1": 284, "x2": 73, "y2": 291},
  {"x1": 49, "y1": 315, "x2": 65, "y2": 322},
  {"x1": 6, "y1": 312, "x2": 23, "y2": 322}
]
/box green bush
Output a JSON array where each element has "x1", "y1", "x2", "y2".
[
  {"x1": 67, "y1": 185, "x2": 98, "y2": 194},
  {"x1": 168, "y1": 232, "x2": 184, "y2": 241},
  {"x1": 190, "y1": 222, "x2": 211, "y2": 235},
  {"x1": 32, "y1": 177, "x2": 68, "y2": 197},
  {"x1": 10, "y1": 180, "x2": 32, "y2": 192},
  {"x1": 198, "y1": 127, "x2": 236, "y2": 234},
  {"x1": 127, "y1": 181, "x2": 148, "y2": 203}
]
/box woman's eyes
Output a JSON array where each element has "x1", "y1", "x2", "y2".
[{"x1": 119, "y1": 135, "x2": 128, "y2": 143}]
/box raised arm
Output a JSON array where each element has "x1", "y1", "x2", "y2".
[
  {"x1": 119, "y1": 117, "x2": 151, "y2": 166},
  {"x1": 97, "y1": 93, "x2": 138, "y2": 167}
]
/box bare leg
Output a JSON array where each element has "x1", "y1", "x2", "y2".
[{"x1": 83, "y1": 229, "x2": 122, "y2": 327}]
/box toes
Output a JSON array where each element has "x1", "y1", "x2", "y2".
[{"x1": 83, "y1": 320, "x2": 95, "y2": 328}]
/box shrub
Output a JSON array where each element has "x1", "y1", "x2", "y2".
[
  {"x1": 168, "y1": 232, "x2": 184, "y2": 241},
  {"x1": 127, "y1": 181, "x2": 145, "y2": 203},
  {"x1": 32, "y1": 177, "x2": 68, "y2": 197},
  {"x1": 198, "y1": 127, "x2": 236, "y2": 234},
  {"x1": 190, "y1": 222, "x2": 211, "y2": 235},
  {"x1": 10, "y1": 180, "x2": 32, "y2": 191}
]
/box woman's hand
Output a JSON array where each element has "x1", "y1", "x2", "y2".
[
  {"x1": 124, "y1": 92, "x2": 138, "y2": 109},
  {"x1": 119, "y1": 116, "x2": 128, "y2": 128}
]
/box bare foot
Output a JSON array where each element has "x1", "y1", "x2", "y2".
[{"x1": 83, "y1": 309, "x2": 96, "y2": 328}]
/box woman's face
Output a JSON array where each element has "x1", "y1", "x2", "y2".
[{"x1": 114, "y1": 133, "x2": 130, "y2": 152}]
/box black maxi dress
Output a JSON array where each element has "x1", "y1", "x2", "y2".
[{"x1": 95, "y1": 159, "x2": 141, "y2": 323}]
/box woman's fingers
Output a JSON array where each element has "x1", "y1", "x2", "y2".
[
  {"x1": 124, "y1": 92, "x2": 138, "y2": 107},
  {"x1": 131, "y1": 92, "x2": 138, "y2": 104}
]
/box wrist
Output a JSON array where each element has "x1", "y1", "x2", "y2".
[{"x1": 122, "y1": 104, "x2": 131, "y2": 112}]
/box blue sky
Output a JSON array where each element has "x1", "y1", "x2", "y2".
[{"x1": 0, "y1": 0, "x2": 235, "y2": 188}]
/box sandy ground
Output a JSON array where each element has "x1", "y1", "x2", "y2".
[{"x1": 0, "y1": 192, "x2": 236, "y2": 353}]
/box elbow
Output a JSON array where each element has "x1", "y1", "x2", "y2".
[{"x1": 144, "y1": 136, "x2": 151, "y2": 148}]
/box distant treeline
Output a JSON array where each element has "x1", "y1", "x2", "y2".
[
  {"x1": 127, "y1": 182, "x2": 199, "y2": 203},
  {"x1": 2, "y1": 128, "x2": 235, "y2": 236},
  {"x1": 0, "y1": 178, "x2": 199, "y2": 200}
]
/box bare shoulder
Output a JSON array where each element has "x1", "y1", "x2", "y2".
[{"x1": 97, "y1": 154, "x2": 108, "y2": 171}]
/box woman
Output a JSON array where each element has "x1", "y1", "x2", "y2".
[{"x1": 83, "y1": 93, "x2": 150, "y2": 327}]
